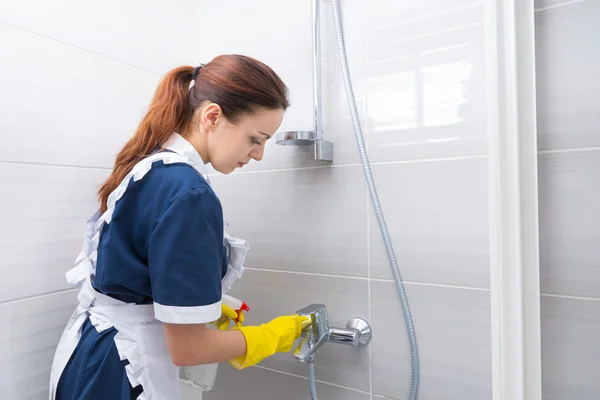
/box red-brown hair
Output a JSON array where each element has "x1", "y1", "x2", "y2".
[{"x1": 98, "y1": 55, "x2": 289, "y2": 213}]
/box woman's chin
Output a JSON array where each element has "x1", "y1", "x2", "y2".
[{"x1": 213, "y1": 164, "x2": 236, "y2": 175}]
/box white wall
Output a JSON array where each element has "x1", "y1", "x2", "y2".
[
  {"x1": 5, "y1": 1, "x2": 596, "y2": 399},
  {"x1": 0, "y1": 1, "x2": 198, "y2": 398},
  {"x1": 194, "y1": 1, "x2": 492, "y2": 399},
  {"x1": 535, "y1": 0, "x2": 600, "y2": 398}
]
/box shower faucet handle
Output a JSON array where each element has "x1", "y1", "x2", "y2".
[
  {"x1": 294, "y1": 304, "x2": 373, "y2": 363},
  {"x1": 295, "y1": 304, "x2": 330, "y2": 362},
  {"x1": 296, "y1": 304, "x2": 329, "y2": 327}
]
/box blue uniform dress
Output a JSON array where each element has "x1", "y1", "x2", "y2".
[{"x1": 56, "y1": 159, "x2": 227, "y2": 400}]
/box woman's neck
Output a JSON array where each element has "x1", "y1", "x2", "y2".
[{"x1": 181, "y1": 126, "x2": 210, "y2": 164}]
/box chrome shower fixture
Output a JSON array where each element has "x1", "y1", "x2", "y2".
[{"x1": 275, "y1": 0, "x2": 333, "y2": 162}]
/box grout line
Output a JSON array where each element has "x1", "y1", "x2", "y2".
[
  {"x1": 421, "y1": 43, "x2": 471, "y2": 56},
  {"x1": 245, "y1": 267, "x2": 490, "y2": 292},
  {"x1": 244, "y1": 266, "x2": 368, "y2": 281},
  {"x1": 366, "y1": 21, "x2": 484, "y2": 53},
  {"x1": 369, "y1": 154, "x2": 488, "y2": 165},
  {"x1": 535, "y1": 0, "x2": 585, "y2": 12},
  {"x1": 366, "y1": 183, "x2": 374, "y2": 397},
  {"x1": 210, "y1": 154, "x2": 488, "y2": 177},
  {"x1": 0, "y1": 159, "x2": 112, "y2": 171},
  {"x1": 365, "y1": 2, "x2": 482, "y2": 42},
  {"x1": 218, "y1": 163, "x2": 357, "y2": 175},
  {"x1": 541, "y1": 293, "x2": 600, "y2": 302},
  {"x1": 253, "y1": 365, "x2": 307, "y2": 380},
  {"x1": 0, "y1": 20, "x2": 163, "y2": 76},
  {"x1": 0, "y1": 288, "x2": 76, "y2": 306},
  {"x1": 254, "y1": 365, "x2": 371, "y2": 395},
  {"x1": 373, "y1": 278, "x2": 491, "y2": 292},
  {"x1": 538, "y1": 146, "x2": 600, "y2": 155}
]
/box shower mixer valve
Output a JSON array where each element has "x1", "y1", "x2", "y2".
[{"x1": 294, "y1": 304, "x2": 372, "y2": 362}]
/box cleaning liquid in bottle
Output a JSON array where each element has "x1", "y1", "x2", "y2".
[
  {"x1": 180, "y1": 295, "x2": 249, "y2": 391},
  {"x1": 221, "y1": 294, "x2": 249, "y2": 324}
]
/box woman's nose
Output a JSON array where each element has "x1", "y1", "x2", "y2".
[{"x1": 250, "y1": 146, "x2": 265, "y2": 161}]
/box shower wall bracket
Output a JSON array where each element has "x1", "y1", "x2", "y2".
[{"x1": 275, "y1": 0, "x2": 333, "y2": 162}]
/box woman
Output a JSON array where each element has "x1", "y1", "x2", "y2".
[{"x1": 49, "y1": 54, "x2": 309, "y2": 400}]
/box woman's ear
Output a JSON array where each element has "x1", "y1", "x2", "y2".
[{"x1": 200, "y1": 103, "x2": 223, "y2": 132}]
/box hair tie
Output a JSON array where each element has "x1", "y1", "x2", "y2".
[{"x1": 192, "y1": 63, "x2": 205, "y2": 79}]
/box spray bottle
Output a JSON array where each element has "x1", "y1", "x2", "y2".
[
  {"x1": 222, "y1": 294, "x2": 249, "y2": 324},
  {"x1": 179, "y1": 295, "x2": 250, "y2": 390}
]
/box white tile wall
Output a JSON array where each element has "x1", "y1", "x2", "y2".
[
  {"x1": 0, "y1": 23, "x2": 160, "y2": 169},
  {"x1": 364, "y1": 2, "x2": 487, "y2": 163},
  {"x1": 535, "y1": 0, "x2": 600, "y2": 151},
  {"x1": 194, "y1": 0, "x2": 491, "y2": 398},
  {"x1": 538, "y1": 150, "x2": 600, "y2": 298},
  {"x1": 371, "y1": 282, "x2": 492, "y2": 400},
  {"x1": 210, "y1": 166, "x2": 369, "y2": 278},
  {"x1": 3, "y1": 0, "x2": 595, "y2": 398},
  {"x1": 0, "y1": 1, "x2": 198, "y2": 399},
  {"x1": 0, "y1": 23, "x2": 91, "y2": 166},
  {"x1": 190, "y1": 0, "x2": 313, "y2": 70},
  {"x1": 204, "y1": 364, "x2": 370, "y2": 400},
  {"x1": 0, "y1": 290, "x2": 78, "y2": 400},
  {"x1": 0, "y1": 0, "x2": 197, "y2": 74},
  {"x1": 541, "y1": 295, "x2": 600, "y2": 400},
  {"x1": 535, "y1": 0, "x2": 600, "y2": 398},
  {"x1": 0, "y1": 163, "x2": 107, "y2": 302},
  {"x1": 369, "y1": 158, "x2": 489, "y2": 288}
]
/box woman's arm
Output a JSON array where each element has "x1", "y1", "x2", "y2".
[
  {"x1": 164, "y1": 314, "x2": 310, "y2": 369},
  {"x1": 164, "y1": 323, "x2": 246, "y2": 366}
]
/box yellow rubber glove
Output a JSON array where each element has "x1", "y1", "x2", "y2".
[
  {"x1": 229, "y1": 315, "x2": 311, "y2": 370},
  {"x1": 214, "y1": 304, "x2": 246, "y2": 331}
]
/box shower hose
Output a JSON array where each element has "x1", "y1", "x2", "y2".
[{"x1": 306, "y1": 1, "x2": 420, "y2": 399}]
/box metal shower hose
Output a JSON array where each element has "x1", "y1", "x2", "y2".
[{"x1": 306, "y1": 1, "x2": 420, "y2": 399}]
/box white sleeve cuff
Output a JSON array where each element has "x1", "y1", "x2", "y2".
[{"x1": 153, "y1": 301, "x2": 222, "y2": 324}]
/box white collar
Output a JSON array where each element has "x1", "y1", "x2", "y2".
[{"x1": 162, "y1": 132, "x2": 209, "y2": 180}]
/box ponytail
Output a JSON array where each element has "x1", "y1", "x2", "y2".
[{"x1": 97, "y1": 66, "x2": 195, "y2": 213}]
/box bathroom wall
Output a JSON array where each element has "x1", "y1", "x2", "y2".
[
  {"x1": 196, "y1": 1, "x2": 492, "y2": 399},
  {"x1": 0, "y1": 1, "x2": 197, "y2": 398},
  {"x1": 3, "y1": 0, "x2": 594, "y2": 399},
  {"x1": 535, "y1": 0, "x2": 600, "y2": 398}
]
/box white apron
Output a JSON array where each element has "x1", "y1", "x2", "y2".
[{"x1": 48, "y1": 133, "x2": 249, "y2": 400}]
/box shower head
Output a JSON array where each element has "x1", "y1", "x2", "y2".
[{"x1": 275, "y1": 130, "x2": 321, "y2": 146}]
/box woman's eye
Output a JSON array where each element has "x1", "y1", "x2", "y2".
[{"x1": 251, "y1": 137, "x2": 262, "y2": 145}]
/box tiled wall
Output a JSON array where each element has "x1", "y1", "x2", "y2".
[
  {"x1": 0, "y1": 1, "x2": 196, "y2": 398},
  {"x1": 5, "y1": 0, "x2": 595, "y2": 399},
  {"x1": 198, "y1": 1, "x2": 492, "y2": 399},
  {"x1": 535, "y1": 0, "x2": 600, "y2": 399}
]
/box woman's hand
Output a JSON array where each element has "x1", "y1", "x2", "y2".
[
  {"x1": 163, "y1": 314, "x2": 310, "y2": 368},
  {"x1": 215, "y1": 304, "x2": 246, "y2": 330},
  {"x1": 228, "y1": 314, "x2": 310, "y2": 369}
]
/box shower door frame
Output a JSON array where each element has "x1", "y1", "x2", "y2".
[{"x1": 485, "y1": 1, "x2": 542, "y2": 400}]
